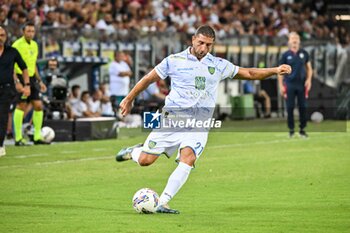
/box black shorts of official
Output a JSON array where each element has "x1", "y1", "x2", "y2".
[
  {"x1": 16, "y1": 75, "x2": 41, "y2": 103},
  {"x1": 0, "y1": 83, "x2": 17, "y2": 103}
]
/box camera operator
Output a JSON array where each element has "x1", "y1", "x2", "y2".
[
  {"x1": 42, "y1": 57, "x2": 69, "y2": 120},
  {"x1": 42, "y1": 57, "x2": 67, "y2": 97}
]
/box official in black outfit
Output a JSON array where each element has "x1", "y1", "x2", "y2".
[
  {"x1": 0, "y1": 26, "x2": 30, "y2": 157},
  {"x1": 278, "y1": 32, "x2": 313, "y2": 138}
]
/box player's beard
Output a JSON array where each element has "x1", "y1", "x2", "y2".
[{"x1": 191, "y1": 47, "x2": 206, "y2": 60}]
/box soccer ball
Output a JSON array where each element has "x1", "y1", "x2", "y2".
[
  {"x1": 132, "y1": 188, "x2": 159, "y2": 214},
  {"x1": 41, "y1": 126, "x2": 55, "y2": 143},
  {"x1": 311, "y1": 111, "x2": 324, "y2": 123}
]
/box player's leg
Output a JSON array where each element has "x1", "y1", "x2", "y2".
[
  {"x1": 157, "y1": 132, "x2": 208, "y2": 214},
  {"x1": 31, "y1": 99, "x2": 49, "y2": 144},
  {"x1": 297, "y1": 86, "x2": 308, "y2": 138},
  {"x1": 0, "y1": 100, "x2": 11, "y2": 156},
  {"x1": 156, "y1": 147, "x2": 195, "y2": 214},
  {"x1": 259, "y1": 90, "x2": 271, "y2": 117},
  {"x1": 13, "y1": 101, "x2": 27, "y2": 145},
  {"x1": 286, "y1": 85, "x2": 296, "y2": 137},
  {"x1": 138, "y1": 152, "x2": 160, "y2": 166},
  {"x1": 116, "y1": 143, "x2": 160, "y2": 166},
  {"x1": 116, "y1": 131, "x2": 176, "y2": 165}
]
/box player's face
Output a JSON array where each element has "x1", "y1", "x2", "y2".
[
  {"x1": 48, "y1": 60, "x2": 58, "y2": 69},
  {"x1": 23, "y1": 26, "x2": 35, "y2": 41},
  {"x1": 288, "y1": 34, "x2": 300, "y2": 49},
  {"x1": 191, "y1": 34, "x2": 214, "y2": 60},
  {"x1": 0, "y1": 28, "x2": 7, "y2": 46},
  {"x1": 115, "y1": 52, "x2": 124, "y2": 62},
  {"x1": 73, "y1": 88, "x2": 80, "y2": 97}
]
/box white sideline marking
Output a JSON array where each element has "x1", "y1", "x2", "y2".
[
  {"x1": 208, "y1": 134, "x2": 346, "y2": 149},
  {"x1": 0, "y1": 134, "x2": 347, "y2": 169},
  {"x1": 12, "y1": 148, "x2": 109, "y2": 159},
  {"x1": 60, "y1": 150, "x2": 78, "y2": 154},
  {"x1": 13, "y1": 153, "x2": 49, "y2": 159},
  {"x1": 0, "y1": 156, "x2": 112, "y2": 169},
  {"x1": 92, "y1": 148, "x2": 109, "y2": 152}
]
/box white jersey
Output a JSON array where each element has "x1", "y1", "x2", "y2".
[
  {"x1": 144, "y1": 48, "x2": 239, "y2": 159},
  {"x1": 155, "y1": 47, "x2": 239, "y2": 112},
  {"x1": 109, "y1": 60, "x2": 131, "y2": 96}
]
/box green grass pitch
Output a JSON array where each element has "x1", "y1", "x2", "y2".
[{"x1": 0, "y1": 121, "x2": 349, "y2": 233}]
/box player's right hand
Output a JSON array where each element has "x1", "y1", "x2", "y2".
[
  {"x1": 20, "y1": 85, "x2": 31, "y2": 97},
  {"x1": 119, "y1": 98, "x2": 132, "y2": 116},
  {"x1": 279, "y1": 84, "x2": 285, "y2": 97},
  {"x1": 277, "y1": 64, "x2": 292, "y2": 75}
]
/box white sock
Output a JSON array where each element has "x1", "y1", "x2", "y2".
[
  {"x1": 159, "y1": 162, "x2": 192, "y2": 206},
  {"x1": 131, "y1": 147, "x2": 142, "y2": 164}
]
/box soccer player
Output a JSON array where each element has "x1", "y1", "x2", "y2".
[
  {"x1": 0, "y1": 25, "x2": 30, "y2": 157},
  {"x1": 278, "y1": 32, "x2": 313, "y2": 138},
  {"x1": 12, "y1": 22, "x2": 48, "y2": 145},
  {"x1": 116, "y1": 25, "x2": 291, "y2": 214}
]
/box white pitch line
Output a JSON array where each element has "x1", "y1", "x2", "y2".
[
  {"x1": 9, "y1": 148, "x2": 109, "y2": 159},
  {"x1": 12, "y1": 150, "x2": 79, "y2": 158},
  {"x1": 207, "y1": 134, "x2": 346, "y2": 150},
  {"x1": 13, "y1": 153, "x2": 49, "y2": 159},
  {"x1": 60, "y1": 150, "x2": 79, "y2": 154},
  {"x1": 0, "y1": 156, "x2": 113, "y2": 169},
  {"x1": 92, "y1": 148, "x2": 109, "y2": 152}
]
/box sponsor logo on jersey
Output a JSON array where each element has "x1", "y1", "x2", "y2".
[
  {"x1": 148, "y1": 140, "x2": 157, "y2": 149},
  {"x1": 208, "y1": 66, "x2": 215, "y2": 75}
]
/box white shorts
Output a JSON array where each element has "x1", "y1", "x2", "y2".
[{"x1": 142, "y1": 131, "x2": 208, "y2": 161}]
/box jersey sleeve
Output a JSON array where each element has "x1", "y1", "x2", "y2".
[
  {"x1": 13, "y1": 48, "x2": 27, "y2": 71},
  {"x1": 154, "y1": 56, "x2": 170, "y2": 80},
  {"x1": 304, "y1": 50, "x2": 310, "y2": 63},
  {"x1": 35, "y1": 41, "x2": 39, "y2": 58},
  {"x1": 221, "y1": 60, "x2": 239, "y2": 80}
]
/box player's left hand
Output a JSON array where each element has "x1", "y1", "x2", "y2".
[
  {"x1": 15, "y1": 82, "x2": 24, "y2": 93},
  {"x1": 23, "y1": 86, "x2": 31, "y2": 97},
  {"x1": 277, "y1": 64, "x2": 292, "y2": 75},
  {"x1": 39, "y1": 81, "x2": 47, "y2": 93}
]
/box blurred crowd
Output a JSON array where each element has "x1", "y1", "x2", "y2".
[
  {"x1": 0, "y1": 0, "x2": 349, "y2": 44},
  {"x1": 42, "y1": 51, "x2": 168, "y2": 121}
]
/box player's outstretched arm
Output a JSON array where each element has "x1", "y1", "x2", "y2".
[
  {"x1": 120, "y1": 69, "x2": 161, "y2": 116},
  {"x1": 234, "y1": 64, "x2": 292, "y2": 80}
]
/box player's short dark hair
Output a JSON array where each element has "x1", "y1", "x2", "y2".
[
  {"x1": 80, "y1": 90, "x2": 90, "y2": 99},
  {"x1": 114, "y1": 50, "x2": 123, "y2": 57},
  {"x1": 195, "y1": 25, "x2": 216, "y2": 41},
  {"x1": 22, "y1": 21, "x2": 35, "y2": 31},
  {"x1": 0, "y1": 25, "x2": 8, "y2": 44},
  {"x1": 71, "y1": 85, "x2": 80, "y2": 92}
]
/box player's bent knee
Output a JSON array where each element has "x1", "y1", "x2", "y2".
[
  {"x1": 179, "y1": 147, "x2": 197, "y2": 166},
  {"x1": 32, "y1": 101, "x2": 43, "y2": 111},
  {"x1": 16, "y1": 103, "x2": 27, "y2": 111},
  {"x1": 138, "y1": 153, "x2": 158, "y2": 166}
]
